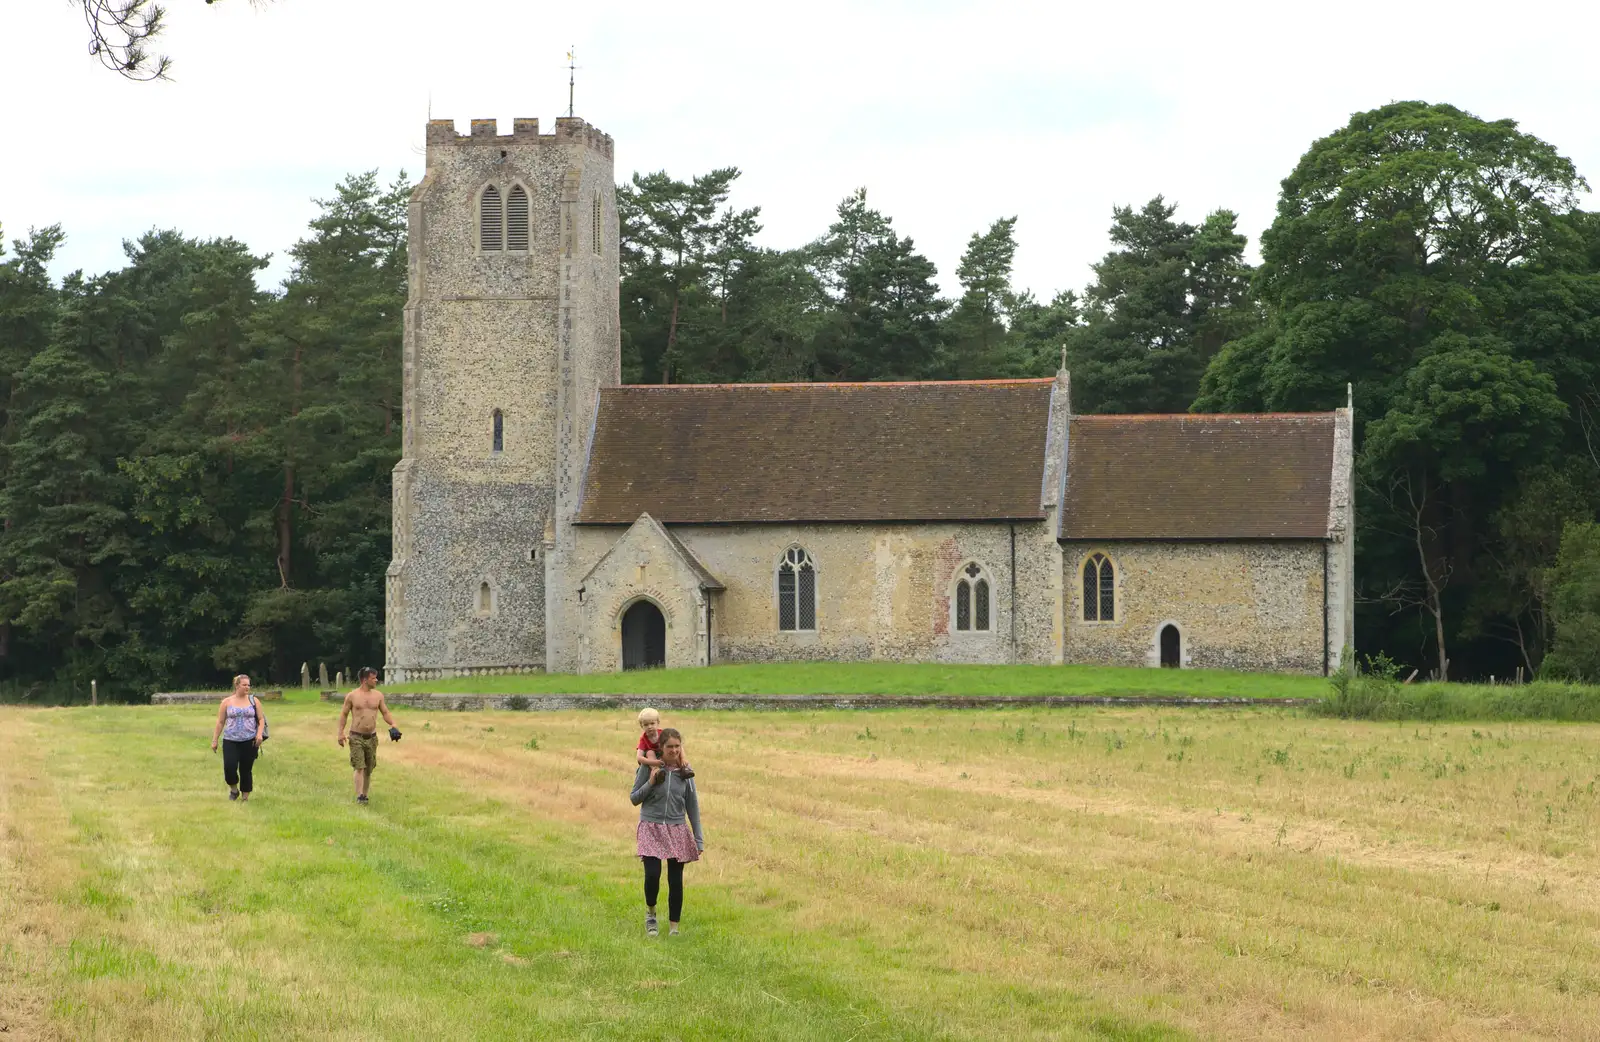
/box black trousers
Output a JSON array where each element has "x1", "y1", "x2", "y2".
[
  {"x1": 642, "y1": 857, "x2": 685, "y2": 921},
  {"x1": 222, "y1": 739, "x2": 258, "y2": 792}
]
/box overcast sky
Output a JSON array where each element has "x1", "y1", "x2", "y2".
[{"x1": 6, "y1": 0, "x2": 1599, "y2": 299}]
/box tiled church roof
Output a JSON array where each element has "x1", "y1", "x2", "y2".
[
  {"x1": 1059, "y1": 414, "x2": 1336, "y2": 540},
  {"x1": 577, "y1": 382, "x2": 1338, "y2": 537},
  {"x1": 576, "y1": 380, "x2": 1056, "y2": 524}
]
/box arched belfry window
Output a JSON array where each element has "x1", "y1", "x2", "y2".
[
  {"x1": 1083, "y1": 553, "x2": 1115, "y2": 622},
  {"x1": 777, "y1": 547, "x2": 816, "y2": 632},
  {"x1": 491, "y1": 409, "x2": 504, "y2": 454},
  {"x1": 480, "y1": 185, "x2": 504, "y2": 252},
  {"x1": 592, "y1": 193, "x2": 603, "y2": 255},
  {"x1": 954, "y1": 562, "x2": 992, "y2": 632},
  {"x1": 506, "y1": 185, "x2": 529, "y2": 251}
]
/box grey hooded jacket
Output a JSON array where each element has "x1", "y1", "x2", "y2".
[{"x1": 630, "y1": 765, "x2": 704, "y2": 851}]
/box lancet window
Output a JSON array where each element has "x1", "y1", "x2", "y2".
[
  {"x1": 479, "y1": 185, "x2": 503, "y2": 251},
  {"x1": 954, "y1": 562, "x2": 992, "y2": 632},
  {"x1": 777, "y1": 547, "x2": 817, "y2": 631},
  {"x1": 1082, "y1": 553, "x2": 1115, "y2": 622}
]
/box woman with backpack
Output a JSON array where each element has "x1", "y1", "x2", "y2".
[{"x1": 211, "y1": 674, "x2": 267, "y2": 802}]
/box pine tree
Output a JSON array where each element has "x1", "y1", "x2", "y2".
[
  {"x1": 1068, "y1": 199, "x2": 1253, "y2": 413},
  {"x1": 810, "y1": 189, "x2": 947, "y2": 380},
  {"x1": 0, "y1": 266, "x2": 124, "y2": 692},
  {"x1": 618, "y1": 168, "x2": 757, "y2": 383},
  {"x1": 209, "y1": 172, "x2": 409, "y2": 677},
  {"x1": 0, "y1": 226, "x2": 66, "y2": 675},
  {"x1": 946, "y1": 218, "x2": 1019, "y2": 378}
]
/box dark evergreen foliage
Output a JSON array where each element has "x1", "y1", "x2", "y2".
[
  {"x1": 1068, "y1": 199, "x2": 1255, "y2": 413},
  {"x1": 0, "y1": 172, "x2": 406, "y2": 699}
]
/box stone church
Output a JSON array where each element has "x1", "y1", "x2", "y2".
[{"x1": 384, "y1": 116, "x2": 1355, "y2": 680}]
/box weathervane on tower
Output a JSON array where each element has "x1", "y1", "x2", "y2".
[{"x1": 566, "y1": 46, "x2": 578, "y2": 117}]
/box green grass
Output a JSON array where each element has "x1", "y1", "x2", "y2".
[
  {"x1": 20, "y1": 660, "x2": 1600, "y2": 724},
  {"x1": 381, "y1": 662, "x2": 1600, "y2": 721},
  {"x1": 8, "y1": 700, "x2": 1600, "y2": 1040},
  {"x1": 383, "y1": 661, "x2": 1330, "y2": 699},
  {"x1": 0, "y1": 702, "x2": 1186, "y2": 1042},
  {"x1": 1316, "y1": 678, "x2": 1600, "y2": 722}
]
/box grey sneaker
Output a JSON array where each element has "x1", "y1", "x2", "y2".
[
  {"x1": 228, "y1": 789, "x2": 239, "y2": 801},
  {"x1": 645, "y1": 911, "x2": 658, "y2": 937},
  {"x1": 669, "y1": 924, "x2": 679, "y2": 936}
]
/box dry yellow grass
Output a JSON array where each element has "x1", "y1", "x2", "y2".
[
  {"x1": 2, "y1": 703, "x2": 1598, "y2": 1040},
  {"x1": 405, "y1": 709, "x2": 1600, "y2": 1039}
]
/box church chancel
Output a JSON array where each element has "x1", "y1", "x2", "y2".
[{"x1": 384, "y1": 116, "x2": 1354, "y2": 680}]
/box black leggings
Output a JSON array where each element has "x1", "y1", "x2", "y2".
[
  {"x1": 642, "y1": 857, "x2": 685, "y2": 921},
  {"x1": 222, "y1": 739, "x2": 258, "y2": 792}
]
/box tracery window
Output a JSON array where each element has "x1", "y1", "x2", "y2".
[
  {"x1": 1082, "y1": 553, "x2": 1115, "y2": 622},
  {"x1": 506, "y1": 185, "x2": 530, "y2": 251},
  {"x1": 479, "y1": 185, "x2": 503, "y2": 251},
  {"x1": 954, "y1": 562, "x2": 992, "y2": 632},
  {"x1": 777, "y1": 547, "x2": 816, "y2": 631}
]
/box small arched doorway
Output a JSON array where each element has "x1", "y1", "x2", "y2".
[
  {"x1": 1159, "y1": 624, "x2": 1182, "y2": 668},
  {"x1": 621, "y1": 601, "x2": 666, "y2": 671}
]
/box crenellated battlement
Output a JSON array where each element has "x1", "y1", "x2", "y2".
[{"x1": 425, "y1": 116, "x2": 613, "y2": 158}]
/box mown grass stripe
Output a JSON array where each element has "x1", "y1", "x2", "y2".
[{"x1": 3, "y1": 704, "x2": 1188, "y2": 1041}]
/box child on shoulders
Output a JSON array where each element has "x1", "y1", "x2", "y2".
[{"x1": 636, "y1": 707, "x2": 693, "y2": 779}]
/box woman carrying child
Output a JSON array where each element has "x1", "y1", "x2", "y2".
[{"x1": 630, "y1": 727, "x2": 703, "y2": 937}]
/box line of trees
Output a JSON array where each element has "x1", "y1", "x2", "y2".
[
  {"x1": 618, "y1": 173, "x2": 1256, "y2": 401},
  {"x1": 0, "y1": 173, "x2": 408, "y2": 698},
  {"x1": 3, "y1": 101, "x2": 1599, "y2": 698}
]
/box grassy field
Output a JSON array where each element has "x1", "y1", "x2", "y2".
[
  {"x1": 388, "y1": 661, "x2": 1600, "y2": 721},
  {"x1": 17, "y1": 662, "x2": 1600, "y2": 722},
  {"x1": 380, "y1": 662, "x2": 1330, "y2": 699},
  {"x1": 3, "y1": 701, "x2": 1599, "y2": 1040},
  {"x1": 1317, "y1": 676, "x2": 1600, "y2": 722}
]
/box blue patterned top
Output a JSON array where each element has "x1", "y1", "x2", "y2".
[{"x1": 221, "y1": 702, "x2": 258, "y2": 742}]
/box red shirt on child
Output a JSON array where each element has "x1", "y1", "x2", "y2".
[{"x1": 638, "y1": 729, "x2": 693, "y2": 777}]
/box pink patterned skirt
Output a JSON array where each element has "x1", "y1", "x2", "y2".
[{"x1": 636, "y1": 821, "x2": 700, "y2": 863}]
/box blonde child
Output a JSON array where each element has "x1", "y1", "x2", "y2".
[{"x1": 636, "y1": 708, "x2": 693, "y2": 779}]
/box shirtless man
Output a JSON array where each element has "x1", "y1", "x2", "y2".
[{"x1": 337, "y1": 667, "x2": 401, "y2": 804}]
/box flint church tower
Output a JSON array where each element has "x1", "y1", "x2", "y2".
[{"x1": 385, "y1": 116, "x2": 619, "y2": 681}]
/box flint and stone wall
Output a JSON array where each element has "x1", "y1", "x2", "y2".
[
  {"x1": 386, "y1": 117, "x2": 618, "y2": 682},
  {"x1": 1325, "y1": 407, "x2": 1356, "y2": 671},
  {"x1": 571, "y1": 516, "x2": 714, "y2": 673},
  {"x1": 568, "y1": 519, "x2": 1065, "y2": 667},
  {"x1": 1061, "y1": 541, "x2": 1327, "y2": 673}
]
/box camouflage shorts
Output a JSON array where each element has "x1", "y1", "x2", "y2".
[{"x1": 348, "y1": 732, "x2": 378, "y2": 771}]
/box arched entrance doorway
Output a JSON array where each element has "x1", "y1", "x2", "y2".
[
  {"x1": 621, "y1": 601, "x2": 666, "y2": 670},
  {"x1": 1159, "y1": 624, "x2": 1181, "y2": 668}
]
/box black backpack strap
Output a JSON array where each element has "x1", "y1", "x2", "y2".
[{"x1": 248, "y1": 694, "x2": 266, "y2": 743}]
